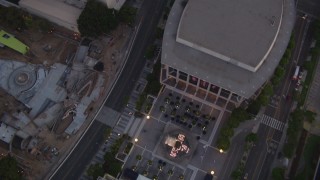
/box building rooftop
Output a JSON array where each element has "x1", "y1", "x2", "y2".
[
  {"x1": 27, "y1": 63, "x2": 67, "y2": 118},
  {"x1": 0, "y1": 122, "x2": 16, "y2": 143},
  {"x1": 19, "y1": 0, "x2": 83, "y2": 32},
  {"x1": 0, "y1": 30, "x2": 29, "y2": 55},
  {"x1": 177, "y1": 0, "x2": 282, "y2": 72},
  {"x1": 161, "y1": 0, "x2": 295, "y2": 98}
]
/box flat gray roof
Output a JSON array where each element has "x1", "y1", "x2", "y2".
[
  {"x1": 177, "y1": 0, "x2": 282, "y2": 72},
  {"x1": 19, "y1": 0, "x2": 83, "y2": 32},
  {"x1": 161, "y1": 0, "x2": 295, "y2": 98}
]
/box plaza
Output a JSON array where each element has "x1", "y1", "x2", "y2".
[{"x1": 121, "y1": 89, "x2": 230, "y2": 180}]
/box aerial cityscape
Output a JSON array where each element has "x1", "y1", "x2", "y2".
[{"x1": 0, "y1": 0, "x2": 319, "y2": 180}]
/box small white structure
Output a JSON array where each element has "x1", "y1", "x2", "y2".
[{"x1": 100, "y1": 0, "x2": 126, "y2": 10}]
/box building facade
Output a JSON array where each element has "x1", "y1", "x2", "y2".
[{"x1": 160, "y1": 0, "x2": 295, "y2": 109}]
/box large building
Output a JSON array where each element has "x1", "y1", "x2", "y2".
[
  {"x1": 0, "y1": 0, "x2": 126, "y2": 32},
  {"x1": 160, "y1": 0, "x2": 295, "y2": 108}
]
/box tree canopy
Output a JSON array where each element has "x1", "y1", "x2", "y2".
[
  {"x1": 87, "y1": 163, "x2": 104, "y2": 180},
  {"x1": 77, "y1": 0, "x2": 119, "y2": 37},
  {"x1": 0, "y1": 155, "x2": 22, "y2": 180},
  {"x1": 78, "y1": 0, "x2": 137, "y2": 37}
]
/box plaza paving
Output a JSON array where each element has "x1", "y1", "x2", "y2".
[{"x1": 122, "y1": 88, "x2": 230, "y2": 179}]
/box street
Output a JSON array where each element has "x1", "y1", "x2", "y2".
[
  {"x1": 105, "y1": 0, "x2": 167, "y2": 112},
  {"x1": 49, "y1": 0, "x2": 168, "y2": 179},
  {"x1": 244, "y1": 12, "x2": 314, "y2": 180}
]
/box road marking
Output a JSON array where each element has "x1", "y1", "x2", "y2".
[{"x1": 260, "y1": 114, "x2": 284, "y2": 131}]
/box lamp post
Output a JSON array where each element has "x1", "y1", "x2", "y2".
[
  {"x1": 146, "y1": 115, "x2": 150, "y2": 119},
  {"x1": 134, "y1": 138, "x2": 139, "y2": 143},
  {"x1": 210, "y1": 170, "x2": 215, "y2": 175}
]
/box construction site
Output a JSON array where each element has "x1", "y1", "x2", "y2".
[{"x1": 0, "y1": 22, "x2": 132, "y2": 179}]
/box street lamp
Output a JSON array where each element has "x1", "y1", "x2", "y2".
[
  {"x1": 210, "y1": 170, "x2": 215, "y2": 175},
  {"x1": 219, "y1": 149, "x2": 223, "y2": 153},
  {"x1": 134, "y1": 138, "x2": 138, "y2": 143},
  {"x1": 146, "y1": 115, "x2": 150, "y2": 119}
]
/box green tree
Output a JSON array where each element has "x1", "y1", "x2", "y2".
[
  {"x1": 314, "y1": 20, "x2": 320, "y2": 40},
  {"x1": 78, "y1": 0, "x2": 119, "y2": 37},
  {"x1": 245, "y1": 133, "x2": 258, "y2": 143},
  {"x1": 274, "y1": 67, "x2": 285, "y2": 78},
  {"x1": 231, "y1": 107, "x2": 250, "y2": 122},
  {"x1": 228, "y1": 116, "x2": 240, "y2": 128},
  {"x1": 283, "y1": 141, "x2": 295, "y2": 158},
  {"x1": 145, "y1": 45, "x2": 156, "y2": 59},
  {"x1": 231, "y1": 169, "x2": 242, "y2": 180},
  {"x1": 216, "y1": 136, "x2": 230, "y2": 150},
  {"x1": 136, "y1": 154, "x2": 142, "y2": 160},
  {"x1": 221, "y1": 127, "x2": 234, "y2": 137},
  {"x1": 87, "y1": 163, "x2": 104, "y2": 180},
  {"x1": 0, "y1": 155, "x2": 22, "y2": 180},
  {"x1": 118, "y1": 5, "x2": 137, "y2": 24},
  {"x1": 271, "y1": 167, "x2": 285, "y2": 180},
  {"x1": 262, "y1": 83, "x2": 273, "y2": 96},
  {"x1": 246, "y1": 100, "x2": 261, "y2": 115},
  {"x1": 156, "y1": 27, "x2": 164, "y2": 39},
  {"x1": 0, "y1": 6, "x2": 26, "y2": 30},
  {"x1": 257, "y1": 93, "x2": 269, "y2": 106}
]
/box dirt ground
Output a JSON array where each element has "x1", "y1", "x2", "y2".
[
  {"x1": 0, "y1": 27, "x2": 78, "y2": 65},
  {"x1": 0, "y1": 23, "x2": 133, "y2": 179}
]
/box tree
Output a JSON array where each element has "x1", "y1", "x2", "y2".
[
  {"x1": 118, "y1": 5, "x2": 137, "y2": 24},
  {"x1": 87, "y1": 163, "x2": 104, "y2": 180},
  {"x1": 143, "y1": 170, "x2": 148, "y2": 176},
  {"x1": 159, "y1": 106, "x2": 165, "y2": 113},
  {"x1": 77, "y1": 0, "x2": 119, "y2": 37},
  {"x1": 228, "y1": 116, "x2": 240, "y2": 128},
  {"x1": 246, "y1": 100, "x2": 261, "y2": 115},
  {"x1": 156, "y1": 27, "x2": 164, "y2": 39},
  {"x1": 271, "y1": 167, "x2": 285, "y2": 180},
  {"x1": 0, "y1": 6, "x2": 26, "y2": 30},
  {"x1": 136, "y1": 154, "x2": 142, "y2": 160},
  {"x1": 257, "y1": 93, "x2": 269, "y2": 106},
  {"x1": 221, "y1": 127, "x2": 234, "y2": 137},
  {"x1": 145, "y1": 45, "x2": 156, "y2": 59},
  {"x1": 314, "y1": 20, "x2": 320, "y2": 40},
  {"x1": 0, "y1": 155, "x2": 22, "y2": 180},
  {"x1": 283, "y1": 141, "x2": 295, "y2": 158},
  {"x1": 216, "y1": 136, "x2": 230, "y2": 150},
  {"x1": 231, "y1": 169, "x2": 242, "y2": 180},
  {"x1": 245, "y1": 133, "x2": 258, "y2": 143}
]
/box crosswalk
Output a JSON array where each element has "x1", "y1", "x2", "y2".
[{"x1": 260, "y1": 114, "x2": 284, "y2": 131}]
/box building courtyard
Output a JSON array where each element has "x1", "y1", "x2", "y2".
[{"x1": 121, "y1": 89, "x2": 232, "y2": 180}]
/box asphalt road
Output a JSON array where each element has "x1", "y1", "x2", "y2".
[
  {"x1": 50, "y1": 121, "x2": 107, "y2": 180},
  {"x1": 50, "y1": 0, "x2": 168, "y2": 179},
  {"x1": 105, "y1": 0, "x2": 168, "y2": 112},
  {"x1": 244, "y1": 12, "x2": 313, "y2": 180},
  {"x1": 297, "y1": 0, "x2": 320, "y2": 18}
]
